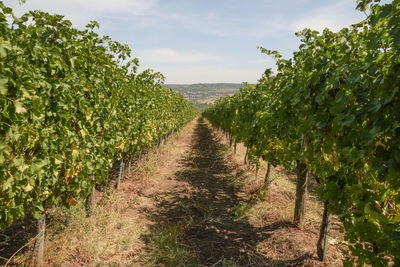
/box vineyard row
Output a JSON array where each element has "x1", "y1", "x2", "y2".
[{"x1": 203, "y1": 0, "x2": 400, "y2": 265}]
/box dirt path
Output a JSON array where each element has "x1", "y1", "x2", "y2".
[{"x1": 138, "y1": 117, "x2": 315, "y2": 266}]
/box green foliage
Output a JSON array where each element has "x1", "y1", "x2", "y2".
[
  {"x1": 0, "y1": 4, "x2": 197, "y2": 229},
  {"x1": 203, "y1": 0, "x2": 400, "y2": 265}
]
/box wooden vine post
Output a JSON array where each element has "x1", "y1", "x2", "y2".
[
  {"x1": 127, "y1": 159, "x2": 132, "y2": 177},
  {"x1": 294, "y1": 134, "x2": 308, "y2": 227},
  {"x1": 124, "y1": 159, "x2": 128, "y2": 178},
  {"x1": 255, "y1": 160, "x2": 259, "y2": 180},
  {"x1": 317, "y1": 201, "x2": 331, "y2": 261},
  {"x1": 33, "y1": 213, "x2": 46, "y2": 266},
  {"x1": 85, "y1": 186, "x2": 96, "y2": 216},
  {"x1": 116, "y1": 160, "x2": 124, "y2": 190},
  {"x1": 264, "y1": 162, "x2": 272, "y2": 189}
]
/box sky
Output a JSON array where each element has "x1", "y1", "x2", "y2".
[{"x1": 4, "y1": 0, "x2": 367, "y2": 84}]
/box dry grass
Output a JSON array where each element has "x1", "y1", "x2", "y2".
[
  {"x1": 141, "y1": 219, "x2": 200, "y2": 267},
  {"x1": 9, "y1": 189, "x2": 148, "y2": 266},
  {"x1": 45, "y1": 193, "x2": 146, "y2": 266}
]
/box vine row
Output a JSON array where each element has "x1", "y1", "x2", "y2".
[
  {"x1": 203, "y1": 0, "x2": 400, "y2": 265},
  {"x1": 0, "y1": 4, "x2": 197, "y2": 229}
]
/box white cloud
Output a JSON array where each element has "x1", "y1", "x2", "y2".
[
  {"x1": 4, "y1": 0, "x2": 159, "y2": 27},
  {"x1": 176, "y1": 14, "x2": 288, "y2": 39},
  {"x1": 253, "y1": 57, "x2": 277, "y2": 66},
  {"x1": 290, "y1": 0, "x2": 365, "y2": 32},
  {"x1": 140, "y1": 64, "x2": 265, "y2": 84},
  {"x1": 74, "y1": 0, "x2": 158, "y2": 15},
  {"x1": 137, "y1": 48, "x2": 223, "y2": 63},
  {"x1": 135, "y1": 49, "x2": 277, "y2": 83}
]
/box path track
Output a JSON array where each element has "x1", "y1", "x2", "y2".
[{"x1": 140, "y1": 117, "x2": 313, "y2": 266}]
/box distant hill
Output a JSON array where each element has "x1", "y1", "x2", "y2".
[{"x1": 164, "y1": 83, "x2": 243, "y2": 111}]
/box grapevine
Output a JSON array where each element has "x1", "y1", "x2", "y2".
[
  {"x1": 203, "y1": 0, "x2": 400, "y2": 265},
  {"x1": 0, "y1": 4, "x2": 197, "y2": 229}
]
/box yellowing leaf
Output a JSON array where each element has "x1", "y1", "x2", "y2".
[
  {"x1": 21, "y1": 88, "x2": 32, "y2": 99},
  {"x1": 14, "y1": 101, "x2": 27, "y2": 114},
  {"x1": 116, "y1": 140, "x2": 125, "y2": 150},
  {"x1": 66, "y1": 196, "x2": 78, "y2": 207},
  {"x1": 80, "y1": 129, "x2": 87, "y2": 137},
  {"x1": 85, "y1": 110, "x2": 92, "y2": 121},
  {"x1": 375, "y1": 140, "x2": 386, "y2": 149},
  {"x1": 24, "y1": 184, "x2": 33, "y2": 192},
  {"x1": 64, "y1": 164, "x2": 82, "y2": 184}
]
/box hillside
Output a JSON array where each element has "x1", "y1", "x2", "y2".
[{"x1": 164, "y1": 83, "x2": 243, "y2": 110}]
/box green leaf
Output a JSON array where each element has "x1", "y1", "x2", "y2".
[
  {"x1": 0, "y1": 77, "x2": 8, "y2": 95},
  {"x1": 341, "y1": 115, "x2": 355, "y2": 127},
  {"x1": 367, "y1": 100, "x2": 381, "y2": 113},
  {"x1": 2, "y1": 178, "x2": 13, "y2": 191},
  {"x1": 329, "y1": 103, "x2": 343, "y2": 115},
  {"x1": 379, "y1": 5, "x2": 393, "y2": 18},
  {"x1": 72, "y1": 149, "x2": 79, "y2": 160},
  {"x1": 391, "y1": 232, "x2": 400, "y2": 240},
  {"x1": 13, "y1": 157, "x2": 28, "y2": 172},
  {"x1": 31, "y1": 160, "x2": 49, "y2": 173}
]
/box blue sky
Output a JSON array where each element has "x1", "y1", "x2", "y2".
[{"x1": 4, "y1": 0, "x2": 366, "y2": 84}]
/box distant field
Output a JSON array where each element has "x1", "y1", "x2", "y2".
[
  {"x1": 164, "y1": 83, "x2": 244, "y2": 110},
  {"x1": 196, "y1": 93, "x2": 236, "y2": 105}
]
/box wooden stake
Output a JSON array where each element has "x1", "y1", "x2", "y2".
[
  {"x1": 85, "y1": 186, "x2": 96, "y2": 216},
  {"x1": 317, "y1": 201, "x2": 331, "y2": 261},
  {"x1": 116, "y1": 160, "x2": 124, "y2": 190},
  {"x1": 255, "y1": 160, "x2": 259, "y2": 180},
  {"x1": 264, "y1": 162, "x2": 272, "y2": 189},
  {"x1": 33, "y1": 213, "x2": 45, "y2": 266},
  {"x1": 294, "y1": 134, "x2": 308, "y2": 227},
  {"x1": 128, "y1": 159, "x2": 132, "y2": 176}
]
